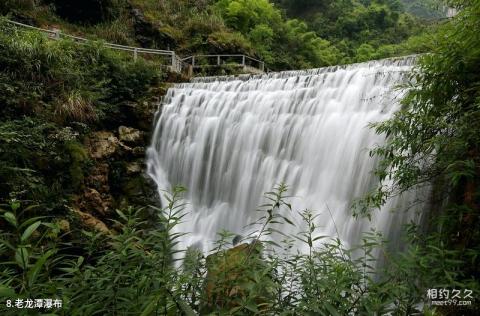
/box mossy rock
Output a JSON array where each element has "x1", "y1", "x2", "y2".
[
  {"x1": 65, "y1": 141, "x2": 89, "y2": 190},
  {"x1": 202, "y1": 242, "x2": 272, "y2": 313}
]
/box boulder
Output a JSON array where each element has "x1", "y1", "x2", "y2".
[
  {"x1": 80, "y1": 188, "x2": 112, "y2": 216},
  {"x1": 203, "y1": 242, "x2": 268, "y2": 312},
  {"x1": 118, "y1": 126, "x2": 142, "y2": 144},
  {"x1": 86, "y1": 131, "x2": 119, "y2": 159},
  {"x1": 73, "y1": 208, "x2": 110, "y2": 234},
  {"x1": 85, "y1": 163, "x2": 110, "y2": 193},
  {"x1": 126, "y1": 161, "x2": 143, "y2": 175}
]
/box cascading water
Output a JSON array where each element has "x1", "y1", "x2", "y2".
[{"x1": 147, "y1": 56, "x2": 426, "y2": 255}]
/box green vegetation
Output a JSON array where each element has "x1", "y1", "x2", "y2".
[
  {"x1": 274, "y1": 0, "x2": 442, "y2": 63},
  {"x1": 1, "y1": 181, "x2": 475, "y2": 314},
  {"x1": 356, "y1": 0, "x2": 480, "y2": 313},
  {"x1": 0, "y1": 20, "x2": 161, "y2": 213},
  {"x1": 0, "y1": 20, "x2": 169, "y2": 314},
  {"x1": 2, "y1": 0, "x2": 441, "y2": 70},
  {"x1": 0, "y1": 185, "x2": 439, "y2": 315},
  {"x1": 0, "y1": 0, "x2": 479, "y2": 315},
  {"x1": 400, "y1": 0, "x2": 447, "y2": 19}
]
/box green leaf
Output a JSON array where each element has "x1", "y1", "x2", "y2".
[
  {"x1": 116, "y1": 210, "x2": 128, "y2": 222},
  {"x1": 27, "y1": 249, "x2": 55, "y2": 287},
  {"x1": 324, "y1": 302, "x2": 341, "y2": 316},
  {"x1": 10, "y1": 200, "x2": 20, "y2": 212},
  {"x1": 15, "y1": 247, "x2": 29, "y2": 269},
  {"x1": 21, "y1": 221, "x2": 41, "y2": 242},
  {"x1": 177, "y1": 298, "x2": 196, "y2": 316},
  {"x1": 281, "y1": 215, "x2": 295, "y2": 226},
  {"x1": 18, "y1": 216, "x2": 44, "y2": 230},
  {"x1": 140, "y1": 296, "x2": 159, "y2": 316},
  {"x1": 0, "y1": 239, "x2": 15, "y2": 251},
  {"x1": 3, "y1": 212, "x2": 17, "y2": 227},
  {"x1": 0, "y1": 285, "x2": 15, "y2": 297},
  {"x1": 244, "y1": 302, "x2": 259, "y2": 313}
]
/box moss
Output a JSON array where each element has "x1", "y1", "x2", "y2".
[
  {"x1": 123, "y1": 176, "x2": 145, "y2": 198},
  {"x1": 64, "y1": 141, "x2": 89, "y2": 191}
]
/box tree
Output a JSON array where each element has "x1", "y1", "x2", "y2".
[
  {"x1": 358, "y1": 0, "x2": 480, "y2": 303},
  {"x1": 215, "y1": 0, "x2": 283, "y2": 34}
]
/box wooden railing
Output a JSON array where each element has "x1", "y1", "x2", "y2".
[{"x1": 3, "y1": 19, "x2": 265, "y2": 75}]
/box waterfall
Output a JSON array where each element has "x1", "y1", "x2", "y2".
[{"x1": 147, "y1": 56, "x2": 426, "y2": 254}]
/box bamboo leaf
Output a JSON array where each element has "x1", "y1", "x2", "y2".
[
  {"x1": 324, "y1": 302, "x2": 341, "y2": 316},
  {"x1": 176, "y1": 298, "x2": 196, "y2": 316}
]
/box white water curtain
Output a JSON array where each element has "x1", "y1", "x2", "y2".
[{"x1": 147, "y1": 57, "x2": 426, "y2": 255}]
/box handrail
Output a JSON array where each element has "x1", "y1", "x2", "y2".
[
  {"x1": 5, "y1": 19, "x2": 175, "y2": 55},
  {"x1": 3, "y1": 18, "x2": 265, "y2": 75},
  {"x1": 6, "y1": 19, "x2": 55, "y2": 33},
  {"x1": 181, "y1": 54, "x2": 265, "y2": 73},
  {"x1": 182, "y1": 54, "x2": 263, "y2": 64}
]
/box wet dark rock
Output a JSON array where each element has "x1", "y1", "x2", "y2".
[{"x1": 45, "y1": 0, "x2": 121, "y2": 25}]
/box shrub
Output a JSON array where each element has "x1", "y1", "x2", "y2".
[
  {"x1": 0, "y1": 0, "x2": 35, "y2": 15},
  {"x1": 44, "y1": 0, "x2": 126, "y2": 24}
]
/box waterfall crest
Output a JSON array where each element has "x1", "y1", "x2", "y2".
[{"x1": 147, "y1": 56, "x2": 425, "y2": 253}]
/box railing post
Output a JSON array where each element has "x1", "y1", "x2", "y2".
[
  {"x1": 261, "y1": 62, "x2": 265, "y2": 72},
  {"x1": 52, "y1": 28, "x2": 61, "y2": 40},
  {"x1": 171, "y1": 52, "x2": 176, "y2": 72},
  {"x1": 133, "y1": 48, "x2": 138, "y2": 62},
  {"x1": 242, "y1": 55, "x2": 246, "y2": 66},
  {"x1": 187, "y1": 64, "x2": 193, "y2": 78},
  {"x1": 217, "y1": 55, "x2": 221, "y2": 66}
]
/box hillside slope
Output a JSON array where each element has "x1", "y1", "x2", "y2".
[{"x1": 1, "y1": 0, "x2": 438, "y2": 70}]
